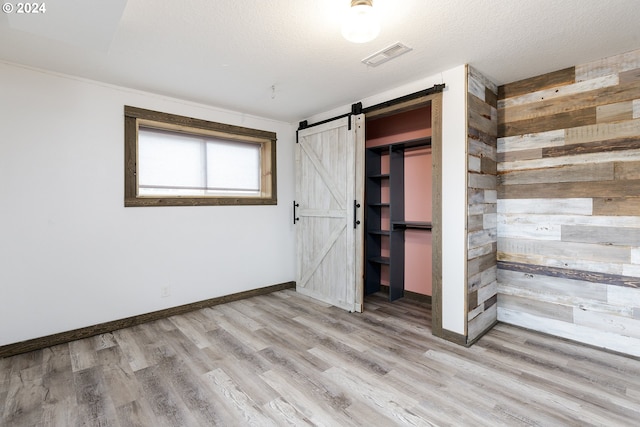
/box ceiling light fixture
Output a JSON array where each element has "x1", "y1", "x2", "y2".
[{"x1": 341, "y1": 0, "x2": 380, "y2": 44}]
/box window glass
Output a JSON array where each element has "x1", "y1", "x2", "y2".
[{"x1": 124, "y1": 106, "x2": 276, "y2": 206}]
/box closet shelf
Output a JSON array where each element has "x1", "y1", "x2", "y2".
[
  {"x1": 366, "y1": 136, "x2": 431, "y2": 153},
  {"x1": 367, "y1": 229, "x2": 390, "y2": 236},
  {"x1": 368, "y1": 256, "x2": 390, "y2": 265},
  {"x1": 392, "y1": 221, "x2": 432, "y2": 231},
  {"x1": 368, "y1": 173, "x2": 390, "y2": 180}
]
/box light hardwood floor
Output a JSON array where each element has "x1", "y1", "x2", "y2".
[{"x1": 1, "y1": 290, "x2": 639, "y2": 426}]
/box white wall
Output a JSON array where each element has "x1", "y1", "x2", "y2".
[
  {"x1": 306, "y1": 65, "x2": 468, "y2": 335},
  {"x1": 0, "y1": 61, "x2": 297, "y2": 346}
]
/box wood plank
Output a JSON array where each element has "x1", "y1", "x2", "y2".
[
  {"x1": 497, "y1": 198, "x2": 592, "y2": 215},
  {"x1": 597, "y1": 101, "x2": 634, "y2": 123},
  {"x1": 468, "y1": 228, "x2": 497, "y2": 250},
  {"x1": 499, "y1": 294, "x2": 573, "y2": 322},
  {"x1": 498, "y1": 251, "x2": 625, "y2": 276},
  {"x1": 562, "y1": 225, "x2": 640, "y2": 246},
  {"x1": 498, "y1": 67, "x2": 575, "y2": 100},
  {"x1": 498, "y1": 221, "x2": 561, "y2": 241},
  {"x1": 500, "y1": 79, "x2": 640, "y2": 125},
  {"x1": 485, "y1": 87, "x2": 498, "y2": 109},
  {"x1": 468, "y1": 74, "x2": 486, "y2": 102},
  {"x1": 468, "y1": 136, "x2": 498, "y2": 160},
  {"x1": 468, "y1": 242, "x2": 496, "y2": 260},
  {"x1": 615, "y1": 160, "x2": 640, "y2": 179},
  {"x1": 480, "y1": 156, "x2": 497, "y2": 174},
  {"x1": 468, "y1": 154, "x2": 481, "y2": 172},
  {"x1": 469, "y1": 266, "x2": 497, "y2": 293},
  {"x1": 478, "y1": 280, "x2": 498, "y2": 304},
  {"x1": 593, "y1": 197, "x2": 640, "y2": 216},
  {"x1": 499, "y1": 148, "x2": 640, "y2": 172},
  {"x1": 467, "y1": 252, "x2": 496, "y2": 277},
  {"x1": 499, "y1": 107, "x2": 597, "y2": 138},
  {"x1": 499, "y1": 179, "x2": 640, "y2": 199},
  {"x1": 497, "y1": 147, "x2": 542, "y2": 162},
  {"x1": 498, "y1": 212, "x2": 640, "y2": 229},
  {"x1": 498, "y1": 129, "x2": 564, "y2": 153},
  {"x1": 469, "y1": 65, "x2": 498, "y2": 96},
  {"x1": 498, "y1": 162, "x2": 614, "y2": 185},
  {"x1": 497, "y1": 268, "x2": 608, "y2": 302},
  {"x1": 468, "y1": 126, "x2": 498, "y2": 148},
  {"x1": 498, "y1": 238, "x2": 630, "y2": 265},
  {"x1": 484, "y1": 293, "x2": 498, "y2": 310},
  {"x1": 468, "y1": 290, "x2": 478, "y2": 311},
  {"x1": 608, "y1": 286, "x2": 640, "y2": 307},
  {"x1": 483, "y1": 213, "x2": 497, "y2": 231},
  {"x1": 619, "y1": 67, "x2": 640, "y2": 84},
  {"x1": 468, "y1": 304, "x2": 498, "y2": 342},
  {"x1": 573, "y1": 308, "x2": 640, "y2": 340},
  {"x1": 543, "y1": 136, "x2": 640, "y2": 158},
  {"x1": 497, "y1": 308, "x2": 640, "y2": 358},
  {"x1": 431, "y1": 93, "x2": 444, "y2": 338},
  {"x1": 499, "y1": 74, "x2": 619, "y2": 110},
  {"x1": 498, "y1": 282, "x2": 635, "y2": 320},
  {"x1": 468, "y1": 97, "x2": 498, "y2": 137},
  {"x1": 623, "y1": 264, "x2": 640, "y2": 279},
  {"x1": 498, "y1": 261, "x2": 639, "y2": 288},
  {"x1": 468, "y1": 172, "x2": 496, "y2": 189},
  {"x1": 467, "y1": 214, "x2": 484, "y2": 233},
  {"x1": 565, "y1": 118, "x2": 640, "y2": 144},
  {"x1": 575, "y1": 48, "x2": 640, "y2": 81},
  {"x1": 485, "y1": 189, "x2": 497, "y2": 204}
]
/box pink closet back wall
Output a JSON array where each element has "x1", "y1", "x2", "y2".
[
  {"x1": 405, "y1": 148, "x2": 432, "y2": 295},
  {"x1": 366, "y1": 106, "x2": 433, "y2": 296}
]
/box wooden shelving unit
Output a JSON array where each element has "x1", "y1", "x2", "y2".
[{"x1": 365, "y1": 137, "x2": 432, "y2": 301}]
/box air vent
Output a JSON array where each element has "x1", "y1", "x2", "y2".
[{"x1": 362, "y1": 42, "x2": 413, "y2": 67}]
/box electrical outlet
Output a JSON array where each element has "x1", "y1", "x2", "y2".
[{"x1": 161, "y1": 286, "x2": 170, "y2": 298}]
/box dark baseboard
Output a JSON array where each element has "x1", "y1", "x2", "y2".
[
  {"x1": 434, "y1": 327, "x2": 468, "y2": 346},
  {"x1": 0, "y1": 281, "x2": 295, "y2": 359},
  {"x1": 403, "y1": 290, "x2": 433, "y2": 304},
  {"x1": 377, "y1": 285, "x2": 432, "y2": 304}
]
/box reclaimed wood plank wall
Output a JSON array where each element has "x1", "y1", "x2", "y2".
[
  {"x1": 496, "y1": 48, "x2": 640, "y2": 357},
  {"x1": 467, "y1": 66, "x2": 499, "y2": 343}
]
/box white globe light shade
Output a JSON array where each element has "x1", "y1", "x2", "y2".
[{"x1": 341, "y1": 2, "x2": 380, "y2": 43}]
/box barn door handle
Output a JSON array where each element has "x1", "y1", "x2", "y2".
[
  {"x1": 293, "y1": 201, "x2": 300, "y2": 224},
  {"x1": 353, "y1": 200, "x2": 361, "y2": 229}
]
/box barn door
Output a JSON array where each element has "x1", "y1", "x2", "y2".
[{"x1": 295, "y1": 115, "x2": 364, "y2": 312}]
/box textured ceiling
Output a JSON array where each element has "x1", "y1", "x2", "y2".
[{"x1": 1, "y1": 0, "x2": 640, "y2": 122}]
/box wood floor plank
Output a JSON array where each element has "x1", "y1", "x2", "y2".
[
  {"x1": 74, "y1": 365, "x2": 120, "y2": 426},
  {"x1": 262, "y1": 396, "x2": 315, "y2": 426},
  {"x1": 259, "y1": 368, "x2": 359, "y2": 427},
  {"x1": 134, "y1": 363, "x2": 200, "y2": 427},
  {"x1": 203, "y1": 367, "x2": 275, "y2": 426},
  {"x1": 115, "y1": 399, "x2": 158, "y2": 427},
  {"x1": 2, "y1": 289, "x2": 640, "y2": 426}
]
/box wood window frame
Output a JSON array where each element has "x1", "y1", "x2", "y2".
[{"x1": 124, "y1": 106, "x2": 277, "y2": 207}]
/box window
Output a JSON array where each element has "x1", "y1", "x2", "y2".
[{"x1": 124, "y1": 106, "x2": 276, "y2": 206}]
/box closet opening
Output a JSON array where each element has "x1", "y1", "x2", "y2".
[{"x1": 363, "y1": 102, "x2": 435, "y2": 311}]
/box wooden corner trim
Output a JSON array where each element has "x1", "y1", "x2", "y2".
[{"x1": 433, "y1": 327, "x2": 468, "y2": 346}]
